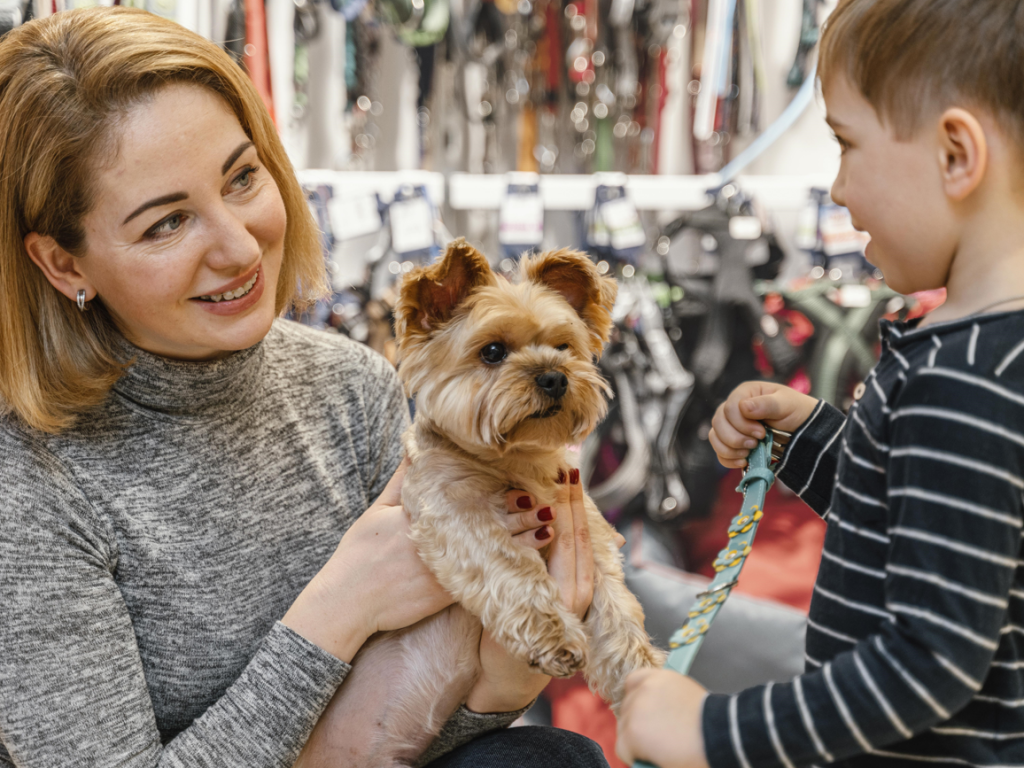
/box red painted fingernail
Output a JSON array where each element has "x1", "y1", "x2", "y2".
[
  {"x1": 556, "y1": 469, "x2": 566, "y2": 484},
  {"x1": 570, "y1": 468, "x2": 580, "y2": 485},
  {"x1": 538, "y1": 506, "x2": 553, "y2": 522},
  {"x1": 536, "y1": 526, "x2": 552, "y2": 541},
  {"x1": 517, "y1": 495, "x2": 533, "y2": 509}
]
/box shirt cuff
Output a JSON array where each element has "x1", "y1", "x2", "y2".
[{"x1": 415, "y1": 701, "x2": 534, "y2": 767}]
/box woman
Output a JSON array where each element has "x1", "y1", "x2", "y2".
[{"x1": 0, "y1": 8, "x2": 609, "y2": 767}]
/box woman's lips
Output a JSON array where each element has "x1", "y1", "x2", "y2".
[{"x1": 191, "y1": 266, "x2": 265, "y2": 316}]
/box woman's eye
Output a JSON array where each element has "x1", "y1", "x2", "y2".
[
  {"x1": 556, "y1": 344, "x2": 569, "y2": 351},
  {"x1": 147, "y1": 213, "x2": 185, "y2": 238},
  {"x1": 231, "y1": 164, "x2": 260, "y2": 190},
  {"x1": 480, "y1": 342, "x2": 507, "y2": 365}
]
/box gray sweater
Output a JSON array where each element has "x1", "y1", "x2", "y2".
[{"x1": 0, "y1": 319, "x2": 523, "y2": 767}]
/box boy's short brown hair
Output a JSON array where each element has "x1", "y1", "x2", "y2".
[{"x1": 820, "y1": 0, "x2": 1024, "y2": 147}]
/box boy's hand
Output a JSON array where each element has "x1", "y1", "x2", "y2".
[
  {"x1": 616, "y1": 669, "x2": 710, "y2": 768},
  {"x1": 709, "y1": 381, "x2": 818, "y2": 469}
]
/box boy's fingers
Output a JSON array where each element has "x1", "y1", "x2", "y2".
[
  {"x1": 708, "y1": 429, "x2": 751, "y2": 461},
  {"x1": 711, "y1": 409, "x2": 759, "y2": 450},
  {"x1": 722, "y1": 399, "x2": 766, "y2": 439},
  {"x1": 739, "y1": 393, "x2": 799, "y2": 429}
]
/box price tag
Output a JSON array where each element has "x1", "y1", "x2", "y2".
[
  {"x1": 329, "y1": 194, "x2": 382, "y2": 242},
  {"x1": 729, "y1": 216, "x2": 762, "y2": 241},
  {"x1": 600, "y1": 197, "x2": 646, "y2": 251},
  {"x1": 390, "y1": 194, "x2": 436, "y2": 257},
  {"x1": 820, "y1": 204, "x2": 870, "y2": 257},
  {"x1": 499, "y1": 190, "x2": 544, "y2": 247},
  {"x1": 838, "y1": 284, "x2": 872, "y2": 308},
  {"x1": 794, "y1": 200, "x2": 820, "y2": 251}
]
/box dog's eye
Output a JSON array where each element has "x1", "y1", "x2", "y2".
[
  {"x1": 556, "y1": 344, "x2": 569, "y2": 351},
  {"x1": 480, "y1": 342, "x2": 507, "y2": 365}
]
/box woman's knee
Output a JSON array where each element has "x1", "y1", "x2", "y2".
[{"x1": 424, "y1": 726, "x2": 610, "y2": 768}]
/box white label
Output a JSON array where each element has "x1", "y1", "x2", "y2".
[
  {"x1": 838, "y1": 284, "x2": 872, "y2": 308},
  {"x1": 329, "y1": 194, "x2": 382, "y2": 242},
  {"x1": 499, "y1": 193, "x2": 544, "y2": 246},
  {"x1": 600, "y1": 197, "x2": 646, "y2": 251},
  {"x1": 390, "y1": 196, "x2": 436, "y2": 255},
  {"x1": 729, "y1": 216, "x2": 762, "y2": 241},
  {"x1": 820, "y1": 205, "x2": 870, "y2": 256},
  {"x1": 794, "y1": 201, "x2": 820, "y2": 250}
]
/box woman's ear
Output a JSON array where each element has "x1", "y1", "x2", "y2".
[
  {"x1": 937, "y1": 107, "x2": 988, "y2": 202},
  {"x1": 23, "y1": 232, "x2": 94, "y2": 303}
]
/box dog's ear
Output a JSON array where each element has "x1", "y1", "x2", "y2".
[
  {"x1": 520, "y1": 249, "x2": 618, "y2": 356},
  {"x1": 395, "y1": 238, "x2": 497, "y2": 340}
]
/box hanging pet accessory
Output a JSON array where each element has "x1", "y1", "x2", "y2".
[{"x1": 632, "y1": 430, "x2": 778, "y2": 768}]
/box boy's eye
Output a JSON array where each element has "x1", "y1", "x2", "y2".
[{"x1": 480, "y1": 342, "x2": 507, "y2": 364}]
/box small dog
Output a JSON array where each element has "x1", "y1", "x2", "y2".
[{"x1": 295, "y1": 240, "x2": 665, "y2": 767}]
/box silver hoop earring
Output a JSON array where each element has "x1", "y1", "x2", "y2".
[{"x1": 76, "y1": 289, "x2": 87, "y2": 312}]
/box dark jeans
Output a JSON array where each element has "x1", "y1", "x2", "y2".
[{"x1": 424, "y1": 726, "x2": 611, "y2": 768}]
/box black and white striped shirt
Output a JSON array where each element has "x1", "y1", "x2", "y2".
[{"x1": 702, "y1": 311, "x2": 1024, "y2": 768}]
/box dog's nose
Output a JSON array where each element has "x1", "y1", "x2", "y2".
[{"x1": 536, "y1": 371, "x2": 568, "y2": 400}]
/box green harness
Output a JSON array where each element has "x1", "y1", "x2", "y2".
[{"x1": 633, "y1": 433, "x2": 776, "y2": 768}]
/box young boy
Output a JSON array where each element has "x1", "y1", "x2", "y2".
[{"x1": 615, "y1": 1, "x2": 1024, "y2": 767}]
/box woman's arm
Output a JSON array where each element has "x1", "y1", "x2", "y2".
[{"x1": 0, "y1": 438, "x2": 349, "y2": 768}]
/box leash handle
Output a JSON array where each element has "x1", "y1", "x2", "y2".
[{"x1": 631, "y1": 433, "x2": 775, "y2": 768}]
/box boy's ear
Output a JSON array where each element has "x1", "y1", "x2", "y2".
[
  {"x1": 395, "y1": 238, "x2": 496, "y2": 340},
  {"x1": 520, "y1": 248, "x2": 618, "y2": 357},
  {"x1": 937, "y1": 107, "x2": 988, "y2": 202}
]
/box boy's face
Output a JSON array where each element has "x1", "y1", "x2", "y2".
[{"x1": 825, "y1": 76, "x2": 959, "y2": 295}]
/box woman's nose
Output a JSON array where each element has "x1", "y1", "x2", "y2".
[{"x1": 203, "y1": 201, "x2": 261, "y2": 271}]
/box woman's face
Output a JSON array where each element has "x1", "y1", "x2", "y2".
[{"x1": 76, "y1": 83, "x2": 287, "y2": 360}]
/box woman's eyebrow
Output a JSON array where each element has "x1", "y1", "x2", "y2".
[
  {"x1": 122, "y1": 141, "x2": 257, "y2": 227},
  {"x1": 123, "y1": 192, "x2": 188, "y2": 226},
  {"x1": 222, "y1": 140, "x2": 254, "y2": 175}
]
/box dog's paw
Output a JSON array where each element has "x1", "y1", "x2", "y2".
[{"x1": 529, "y1": 642, "x2": 588, "y2": 678}]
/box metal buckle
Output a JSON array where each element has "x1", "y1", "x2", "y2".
[{"x1": 695, "y1": 579, "x2": 738, "y2": 599}]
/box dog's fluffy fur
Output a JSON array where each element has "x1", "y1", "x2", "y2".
[{"x1": 294, "y1": 240, "x2": 666, "y2": 768}]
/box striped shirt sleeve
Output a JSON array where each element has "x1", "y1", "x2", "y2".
[
  {"x1": 702, "y1": 368, "x2": 1023, "y2": 768},
  {"x1": 774, "y1": 399, "x2": 846, "y2": 517}
]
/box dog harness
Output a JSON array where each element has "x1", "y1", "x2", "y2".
[{"x1": 633, "y1": 431, "x2": 777, "y2": 768}]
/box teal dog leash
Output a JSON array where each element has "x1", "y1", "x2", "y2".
[{"x1": 632, "y1": 432, "x2": 777, "y2": 768}]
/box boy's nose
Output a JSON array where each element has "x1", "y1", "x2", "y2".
[{"x1": 536, "y1": 371, "x2": 568, "y2": 400}]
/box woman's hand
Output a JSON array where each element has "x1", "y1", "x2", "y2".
[
  {"x1": 709, "y1": 381, "x2": 818, "y2": 469},
  {"x1": 282, "y1": 459, "x2": 454, "y2": 662},
  {"x1": 616, "y1": 669, "x2": 710, "y2": 768},
  {"x1": 465, "y1": 469, "x2": 620, "y2": 713}
]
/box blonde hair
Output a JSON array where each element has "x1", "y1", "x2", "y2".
[
  {"x1": 0, "y1": 6, "x2": 328, "y2": 433},
  {"x1": 819, "y1": 0, "x2": 1024, "y2": 148}
]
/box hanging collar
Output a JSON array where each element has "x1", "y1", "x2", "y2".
[{"x1": 110, "y1": 329, "x2": 267, "y2": 416}]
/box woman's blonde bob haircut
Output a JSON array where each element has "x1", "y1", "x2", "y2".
[{"x1": 0, "y1": 6, "x2": 327, "y2": 433}]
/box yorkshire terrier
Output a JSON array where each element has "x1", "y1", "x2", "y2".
[{"x1": 295, "y1": 240, "x2": 665, "y2": 768}]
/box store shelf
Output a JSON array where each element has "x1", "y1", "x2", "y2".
[
  {"x1": 298, "y1": 170, "x2": 837, "y2": 213},
  {"x1": 298, "y1": 170, "x2": 447, "y2": 206},
  {"x1": 448, "y1": 173, "x2": 837, "y2": 211}
]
